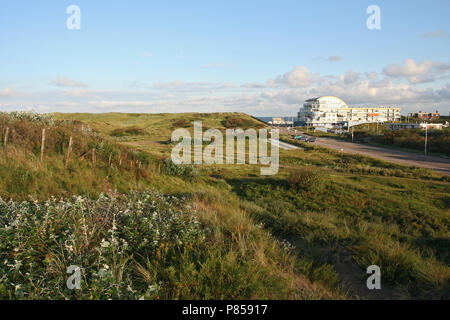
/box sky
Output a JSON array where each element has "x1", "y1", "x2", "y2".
[{"x1": 0, "y1": 0, "x2": 449, "y2": 116}]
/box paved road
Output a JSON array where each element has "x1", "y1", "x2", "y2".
[
  {"x1": 314, "y1": 137, "x2": 450, "y2": 174},
  {"x1": 268, "y1": 138, "x2": 303, "y2": 150},
  {"x1": 275, "y1": 127, "x2": 450, "y2": 175}
]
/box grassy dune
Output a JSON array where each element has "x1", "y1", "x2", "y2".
[{"x1": 0, "y1": 111, "x2": 448, "y2": 299}]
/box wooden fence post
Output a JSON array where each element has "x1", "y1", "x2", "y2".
[
  {"x1": 3, "y1": 127, "x2": 9, "y2": 157},
  {"x1": 65, "y1": 136, "x2": 73, "y2": 168},
  {"x1": 40, "y1": 128, "x2": 46, "y2": 162}
]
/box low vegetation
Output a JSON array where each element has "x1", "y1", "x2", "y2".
[
  {"x1": 0, "y1": 113, "x2": 154, "y2": 200},
  {"x1": 297, "y1": 123, "x2": 450, "y2": 156},
  {"x1": 287, "y1": 168, "x2": 324, "y2": 192},
  {"x1": 374, "y1": 128, "x2": 450, "y2": 156},
  {"x1": 222, "y1": 115, "x2": 266, "y2": 129},
  {"x1": 1, "y1": 190, "x2": 334, "y2": 299},
  {"x1": 110, "y1": 126, "x2": 147, "y2": 137},
  {"x1": 0, "y1": 111, "x2": 448, "y2": 300}
]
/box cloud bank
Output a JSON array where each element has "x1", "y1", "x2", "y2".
[{"x1": 2, "y1": 59, "x2": 450, "y2": 116}]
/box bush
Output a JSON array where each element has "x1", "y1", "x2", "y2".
[
  {"x1": 221, "y1": 116, "x2": 265, "y2": 129},
  {"x1": 172, "y1": 119, "x2": 191, "y2": 128},
  {"x1": 288, "y1": 168, "x2": 324, "y2": 192},
  {"x1": 163, "y1": 159, "x2": 198, "y2": 180},
  {"x1": 0, "y1": 191, "x2": 206, "y2": 299},
  {"x1": 0, "y1": 111, "x2": 54, "y2": 125},
  {"x1": 375, "y1": 128, "x2": 450, "y2": 157},
  {"x1": 110, "y1": 126, "x2": 146, "y2": 137},
  {"x1": 222, "y1": 117, "x2": 244, "y2": 128}
]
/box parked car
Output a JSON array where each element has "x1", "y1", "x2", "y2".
[{"x1": 293, "y1": 135, "x2": 316, "y2": 143}]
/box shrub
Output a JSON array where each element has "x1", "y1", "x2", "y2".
[
  {"x1": 222, "y1": 117, "x2": 244, "y2": 128},
  {"x1": 0, "y1": 111, "x2": 54, "y2": 125},
  {"x1": 163, "y1": 159, "x2": 198, "y2": 180},
  {"x1": 221, "y1": 116, "x2": 265, "y2": 129},
  {"x1": 0, "y1": 191, "x2": 206, "y2": 299},
  {"x1": 110, "y1": 126, "x2": 146, "y2": 137},
  {"x1": 172, "y1": 119, "x2": 191, "y2": 128},
  {"x1": 288, "y1": 168, "x2": 324, "y2": 192}
]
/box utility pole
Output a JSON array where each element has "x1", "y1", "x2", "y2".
[
  {"x1": 424, "y1": 125, "x2": 428, "y2": 156},
  {"x1": 352, "y1": 126, "x2": 354, "y2": 142}
]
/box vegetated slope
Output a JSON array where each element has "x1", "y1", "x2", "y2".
[
  {"x1": 1, "y1": 111, "x2": 449, "y2": 299},
  {"x1": 0, "y1": 112, "x2": 336, "y2": 300},
  {"x1": 53, "y1": 112, "x2": 268, "y2": 159},
  {"x1": 0, "y1": 112, "x2": 155, "y2": 200},
  {"x1": 54, "y1": 113, "x2": 450, "y2": 299},
  {"x1": 271, "y1": 136, "x2": 449, "y2": 299}
]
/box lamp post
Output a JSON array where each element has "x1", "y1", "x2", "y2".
[{"x1": 424, "y1": 125, "x2": 428, "y2": 156}]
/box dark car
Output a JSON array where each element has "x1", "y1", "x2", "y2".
[{"x1": 293, "y1": 135, "x2": 316, "y2": 143}]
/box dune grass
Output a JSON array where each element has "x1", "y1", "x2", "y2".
[{"x1": 0, "y1": 111, "x2": 448, "y2": 299}]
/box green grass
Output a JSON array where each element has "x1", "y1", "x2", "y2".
[{"x1": 0, "y1": 111, "x2": 449, "y2": 300}]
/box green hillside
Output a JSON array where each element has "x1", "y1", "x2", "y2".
[{"x1": 0, "y1": 111, "x2": 448, "y2": 300}]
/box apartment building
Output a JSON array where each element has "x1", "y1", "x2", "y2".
[{"x1": 297, "y1": 96, "x2": 401, "y2": 128}]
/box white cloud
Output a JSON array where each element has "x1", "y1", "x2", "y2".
[
  {"x1": 421, "y1": 30, "x2": 447, "y2": 38},
  {"x1": 338, "y1": 70, "x2": 360, "y2": 84},
  {"x1": 437, "y1": 83, "x2": 450, "y2": 100},
  {"x1": 50, "y1": 76, "x2": 88, "y2": 88},
  {"x1": 383, "y1": 59, "x2": 450, "y2": 84},
  {"x1": 241, "y1": 83, "x2": 267, "y2": 89},
  {"x1": 3, "y1": 60, "x2": 450, "y2": 115},
  {"x1": 0, "y1": 87, "x2": 21, "y2": 97},
  {"x1": 63, "y1": 89, "x2": 92, "y2": 97},
  {"x1": 327, "y1": 56, "x2": 342, "y2": 62},
  {"x1": 133, "y1": 80, "x2": 236, "y2": 92},
  {"x1": 274, "y1": 66, "x2": 316, "y2": 88}
]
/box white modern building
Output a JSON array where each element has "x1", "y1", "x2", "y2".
[
  {"x1": 297, "y1": 96, "x2": 401, "y2": 128},
  {"x1": 268, "y1": 117, "x2": 293, "y2": 126},
  {"x1": 269, "y1": 117, "x2": 286, "y2": 125}
]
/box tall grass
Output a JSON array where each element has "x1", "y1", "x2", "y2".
[{"x1": 1, "y1": 111, "x2": 448, "y2": 300}]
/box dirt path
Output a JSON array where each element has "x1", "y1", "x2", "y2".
[{"x1": 288, "y1": 238, "x2": 409, "y2": 300}]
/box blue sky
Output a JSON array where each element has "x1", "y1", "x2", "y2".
[{"x1": 1, "y1": 0, "x2": 449, "y2": 115}]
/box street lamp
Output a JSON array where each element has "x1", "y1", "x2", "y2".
[{"x1": 424, "y1": 125, "x2": 428, "y2": 156}]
